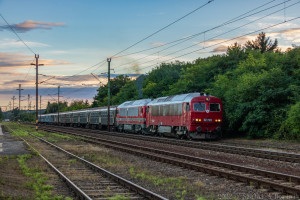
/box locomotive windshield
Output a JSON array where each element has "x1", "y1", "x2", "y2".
[
  {"x1": 209, "y1": 103, "x2": 220, "y2": 112},
  {"x1": 193, "y1": 103, "x2": 205, "y2": 111}
]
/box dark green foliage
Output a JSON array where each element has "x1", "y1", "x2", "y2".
[
  {"x1": 45, "y1": 102, "x2": 68, "y2": 114},
  {"x1": 112, "y1": 81, "x2": 138, "y2": 105},
  {"x1": 143, "y1": 61, "x2": 189, "y2": 98},
  {"x1": 64, "y1": 100, "x2": 89, "y2": 111},
  {"x1": 92, "y1": 75, "x2": 131, "y2": 107},
  {"x1": 0, "y1": 108, "x2": 3, "y2": 121},
  {"x1": 277, "y1": 102, "x2": 300, "y2": 140},
  {"x1": 19, "y1": 112, "x2": 35, "y2": 122},
  {"x1": 245, "y1": 32, "x2": 278, "y2": 53}
]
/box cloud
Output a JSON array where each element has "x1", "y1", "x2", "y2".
[
  {"x1": 150, "y1": 42, "x2": 166, "y2": 47},
  {"x1": 211, "y1": 45, "x2": 228, "y2": 53},
  {"x1": 0, "y1": 20, "x2": 65, "y2": 33},
  {"x1": 0, "y1": 38, "x2": 49, "y2": 48},
  {"x1": 0, "y1": 52, "x2": 32, "y2": 68},
  {"x1": 0, "y1": 52, "x2": 72, "y2": 68}
]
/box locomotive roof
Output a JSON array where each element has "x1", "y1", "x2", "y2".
[
  {"x1": 147, "y1": 93, "x2": 207, "y2": 105},
  {"x1": 118, "y1": 99, "x2": 152, "y2": 108}
]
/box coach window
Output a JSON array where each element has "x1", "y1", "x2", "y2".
[
  {"x1": 186, "y1": 103, "x2": 190, "y2": 111},
  {"x1": 194, "y1": 103, "x2": 205, "y2": 111},
  {"x1": 209, "y1": 103, "x2": 220, "y2": 112}
]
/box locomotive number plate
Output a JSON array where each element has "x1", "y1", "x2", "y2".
[{"x1": 204, "y1": 119, "x2": 212, "y2": 122}]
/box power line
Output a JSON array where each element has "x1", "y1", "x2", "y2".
[
  {"x1": 137, "y1": 16, "x2": 300, "y2": 72},
  {"x1": 114, "y1": 0, "x2": 279, "y2": 61},
  {"x1": 33, "y1": 0, "x2": 214, "y2": 84},
  {"x1": 117, "y1": 1, "x2": 300, "y2": 74},
  {"x1": 0, "y1": 13, "x2": 36, "y2": 55},
  {"x1": 111, "y1": 0, "x2": 215, "y2": 58},
  {"x1": 115, "y1": 0, "x2": 296, "y2": 73}
]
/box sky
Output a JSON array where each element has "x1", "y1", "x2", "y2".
[{"x1": 0, "y1": 0, "x2": 300, "y2": 111}]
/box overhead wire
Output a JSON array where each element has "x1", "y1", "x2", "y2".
[
  {"x1": 0, "y1": 13, "x2": 36, "y2": 55},
  {"x1": 33, "y1": 0, "x2": 215, "y2": 86},
  {"x1": 137, "y1": 16, "x2": 300, "y2": 72},
  {"x1": 117, "y1": 0, "x2": 300, "y2": 74},
  {"x1": 110, "y1": 0, "x2": 215, "y2": 58},
  {"x1": 113, "y1": 0, "x2": 279, "y2": 60},
  {"x1": 115, "y1": 0, "x2": 297, "y2": 73}
]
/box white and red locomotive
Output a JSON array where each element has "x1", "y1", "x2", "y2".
[{"x1": 116, "y1": 93, "x2": 222, "y2": 139}]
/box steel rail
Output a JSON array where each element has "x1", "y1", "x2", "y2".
[
  {"x1": 41, "y1": 126, "x2": 300, "y2": 197},
  {"x1": 39, "y1": 124, "x2": 300, "y2": 163},
  {"x1": 6, "y1": 126, "x2": 92, "y2": 200},
  {"x1": 8, "y1": 125, "x2": 168, "y2": 200}
]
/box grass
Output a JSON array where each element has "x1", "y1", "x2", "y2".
[
  {"x1": 4, "y1": 122, "x2": 76, "y2": 144},
  {"x1": 129, "y1": 166, "x2": 190, "y2": 199},
  {"x1": 17, "y1": 154, "x2": 72, "y2": 200},
  {"x1": 68, "y1": 159, "x2": 77, "y2": 166},
  {"x1": 85, "y1": 152, "x2": 123, "y2": 167},
  {"x1": 108, "y1": 194, "x2": 131, "y2": 200}
]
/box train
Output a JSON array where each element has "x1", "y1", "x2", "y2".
[{"x1": 40, "y1": 92, "x2": 223, "y2": 139}]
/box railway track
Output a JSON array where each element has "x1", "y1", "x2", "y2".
[
  {"x1": 7, "y1": 126, "x2": 167, "y2": 200},
  {"x1": 39, "y1": 125, "x2": 300, "y2": 197},
  {"x1": 216, "y1": 140, "x2": 300, "y2": 153},
  {"x1": 39, "y1": 124, "x2": 300, "y2": 163}
]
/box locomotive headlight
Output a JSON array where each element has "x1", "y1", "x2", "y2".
[
  {"x1": 196, "y1": 119, "x2": 199, "y2": 122},
  {"x1": 215, "y1": 119, "x2": 218, "y2": 122},
  {"x1": 218, "y1": 119, "x2": 221, "y2": 122}
]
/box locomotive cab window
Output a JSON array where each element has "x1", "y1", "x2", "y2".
[
  {"x1": 209, "y1": 103, "x2": 220, "y2": 112},
  {"x1": 193, "y1": 103, "x2": 205, "y2": 111}
]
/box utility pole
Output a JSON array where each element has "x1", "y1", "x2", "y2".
[
  {"x1": 27, "y1": 94, "x2": 30, "y2": 111},
  {"x1": 11, "y1": 96, "x2": 16, "y2": 121},
  {"x1": 16, "y1": 84, "x2": 24, "y2": 117},
  {"x1": 8, "y1": 102, "x2": 11, "y2": 120},
  {"x1": 40, "y1": 95, "x2": 42, "y2": 121},
  {"x1": 58, "y1": 86, "x2": 60, "y2": 125},
  {"x1": 107, "y1": 58, "x2": 111, "y2": 132},
  {"x1": 31, "y1": 54, "x2": 44, "y2": 131}
]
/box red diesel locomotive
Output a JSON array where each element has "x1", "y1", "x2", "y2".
[{"x1": 116, "y1": 93, "x2": 223, "y2": 139}]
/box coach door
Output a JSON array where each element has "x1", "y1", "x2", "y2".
[{"x1": 183, "y1": 103, "x2": 189, "y2": 126}]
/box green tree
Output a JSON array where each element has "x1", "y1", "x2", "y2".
[
  {"x1": 143, "y1": 61, "x2": 188, "y2": 98},
  {"x1": 64, "y1": 100, "x2": 89, "y2": 111},
  {"x1": 0, "y1": 108, "x2": 3, "y2": 121},
  {"x1": 245, "y1": 32, "x2": 278, "y2": 53},
  {"x1": 278, "y1": 101, "x2": 300, "y2": 141},
  {"x1": 45, "y1": 101, "x2": 68, "y2": 114},
  {"x1": 92, "y1": 75, "x2": 131, "y2": 107}
]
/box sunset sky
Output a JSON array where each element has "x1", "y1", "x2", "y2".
[{"x1": 0, "y1": 0, "x2": 299, "y2": 110}]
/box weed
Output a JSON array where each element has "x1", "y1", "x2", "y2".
[
  {"x1": 17, "y1": 154, "x2": 72, "y2": 200},
  {"x1": 195, "y1": 195, "x2": 207, "y2": 200},
  {"x1": 249, "y1": 181, "x2": 254, "y2": 187},
  {"x1": 0, "y1": 177, "x2": 5, "y2": 185},
  {"x1": 129, "y1": 166, "x2": 188, "y2": 199},
  {"x1": 108, "y1": 194, "x2": 130, "y2": 200},
  {"x1": 68, "y1": 159, "x2": 77, "y2": 166}
]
